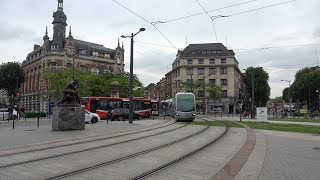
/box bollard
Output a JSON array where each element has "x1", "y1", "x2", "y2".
[
  {"x1": 153, "y1": 114, "x2": 154, "y2": 120},
  {"x1": 25, "y1": 116, "x2": 26, "y2": 121},
  {"x1": 3, "y1": 113, "x2": 4, "y2": 121},
  {"x1": 13, "y1": 119, "x2": 15, "y2": 129},
  {"x1": 37, "y1": 115, "x2": 40, "y2": 128}
]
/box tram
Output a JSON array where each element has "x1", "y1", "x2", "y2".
[{"x1": 161, "y1": 92, "x2": 196, "y2": 121}]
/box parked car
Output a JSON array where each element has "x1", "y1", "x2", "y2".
[
  {"x1": 108, "y1": 108, "x2": 142, "y2": 121},
  {"x1": 85, "y1": 110, "x2": 100, "y2": 124},
  {"x1": 0, "y1": 108, "x2": 9, "y2": 120}
]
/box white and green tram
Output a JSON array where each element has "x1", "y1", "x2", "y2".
[{"x1": 161, "y1": 92, "x2": 196, "y2": 121}]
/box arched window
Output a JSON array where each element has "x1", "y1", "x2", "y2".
[
  {"x1": 79, "y1": 65, "x2": 88, "y2": 72},
  {"x1": 92, "y1": 67, "x2": 100, "y2": 75}
]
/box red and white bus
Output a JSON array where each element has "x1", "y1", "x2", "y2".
[
  {"x1": 81, "y1": 96, "x2": 123, "y2": 119},
  {"x1": 81, "y1": 97, "x2": 159, "y2": 119},
  {"x1": 122, "y1": 98, "x2": 153, "y2": 118}
]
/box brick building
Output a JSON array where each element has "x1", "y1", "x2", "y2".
[{"x1": 20, "y1": 0, "x2": 125, "y2": 112}]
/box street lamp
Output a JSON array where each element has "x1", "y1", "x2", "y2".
[
  {"x1": 281, "y1": 79, "x2": 291, "y2": 115},
  {"x1": 201, "y1": 74, "x2": 212, "y2": 114},
  {"x1": 121, "y1": 28, "x2": 146, "y2": 124},
  {"x1": 211, "y1": 15, "x2": 229, "y2": 20}
]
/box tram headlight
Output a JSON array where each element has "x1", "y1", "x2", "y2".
[
  {"x1": 192, "y1": 113, "x2": 196, "y2": 116},
  {"x1": 176, "y1": 113, "x2": 179, "y2": 116}
]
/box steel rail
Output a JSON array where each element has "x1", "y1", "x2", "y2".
[
  {"x1": 0, "y1": 120, "x2": 175, "y2": 158},
  {"x1": 0, "y1": 122, "x2": 186, "y2": 168},
  {"x1": 45, "y1": 123, "x2": 211, "y2": 180},
  {"x1": 132, "y1": 122, "x2": 229, "y2": 180}
]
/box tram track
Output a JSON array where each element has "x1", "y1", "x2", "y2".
[
  {"x1": 0, "y1": 120, "x2": 175, "y2": 158},
  {"x1": 0, "y1": 121, "x2": 186, "y2": 169},
  {"x1": 131, "y1": 121, "x2": 229, "y2": 180},
  {"x1": 44, "y1": 122, "x2": 213, "y2": 180}
]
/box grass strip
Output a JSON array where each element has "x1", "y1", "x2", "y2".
[
  {"x1": 268, "y1": 117, "x2": 320, "y2": 123},
  {"x1": 188, "y1": 121, "x2": 244, "y2": 128},
  {"x1": 186, "y1": 120, "x2": 320, "y2": 134}
]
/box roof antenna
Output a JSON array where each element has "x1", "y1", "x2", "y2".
[{"x1": 185, "y1": 36, "x2": 188, "y2": 47}]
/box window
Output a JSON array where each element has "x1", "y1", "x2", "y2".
[
  {"x1": 79, "y1": 49, "x2": 86, "y2": 55},
  {"x1": 66, "y1": 63, "x2": 72, "y2": 68},
  {"x1": 187, "y1": 79, "x2": 193, "y2": 85},
  {"x1": 92, "y1": 51, "x2": 99, "y2": 56},
  {"x1": 209, "y1": 68, "x2": 216, "y2": 75},
  {"x1": 209, "y1": 59, "x2": 215, "y2": 64},
  {"x1": 222, "y1": 90, "x2": 228, "y2": 97},
  {"x1": 79, "y1": 65, "x2": 88, "y2": 72},
  {"x1": 92, "y1": 67, "x2": 100, "y2": 75},
  {"x1": 221, "y1": 68, "x2": 227, "y2": 74},
  {"x1": 198, "y1": 79, "x2": 204, "y2": 85},
  {"x1": 198, "y1": 68, "x2": 204, "y2": 75},
  {"x1": 198, "y1": 59, "x2": 204, "y2": 64},
  {"x1": 221, "y1": 59, "x2": 226, "y2": 63},
  {"x1": 209, "y1": 79, "x2": 215, "y2": 85},
  {"x1": 187, "y1": 68, "x2": 193, "y2": 75},
  {"x1": 198, "y1": 90, "x2": 205, "y2": 97},
  {"x1": 221, "y1": 79, "x2": 227, "y2": 86},
  {"x1": 49, "y1": 62, "x2": 59, "y2": 71},
  {"x1": 187, "y1": 59, "x2": 193, "y2": 64}
]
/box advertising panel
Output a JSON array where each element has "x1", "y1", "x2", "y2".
[{"x1": 256, "y1": 107, "x2": 268, "y2": 121}]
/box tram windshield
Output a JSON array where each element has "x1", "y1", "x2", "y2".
[{"x1": 176, "y1": 94, "x2": 195, "y2": 112}]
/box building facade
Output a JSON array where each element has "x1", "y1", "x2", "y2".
[
  {"x1": 21, "y1": 0, "x2": 125, "y2": 112},
  {"x1": 161, "y1": 43, "x2": 243, "y2": 113}
]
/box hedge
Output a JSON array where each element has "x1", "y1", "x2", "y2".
[{"x1": 25, "y1": 112, "x2": 47, "y2": 118}]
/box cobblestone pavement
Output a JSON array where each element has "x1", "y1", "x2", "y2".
[
  {"x1": 0, "y1": 117, "x2": 169, "y2": 149},
  {"x1": 258, "y1": 130, "x2": 320, "y2": 180}
]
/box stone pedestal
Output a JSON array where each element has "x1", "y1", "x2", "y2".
[{"x1": 52, "y1": 106, "x2": 85, "y2": 131}]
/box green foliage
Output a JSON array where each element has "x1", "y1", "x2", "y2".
[
  {"x1": 42, "y1": 69, "x2": 144, "y2": 99},
  {"x1": 0, "y1": 62, "x2": 26, "y2": 105},
  {"x1": 271, "y1": 96, "x2": 283, "y2": 103},
  {"x1": 181, "y1": 80, "x2": 221, "y2": 100},
  {"x1": 243, "y1": 67, "x2": 270, "y2": 107},
  {"x1": 290, "y1": 67, "x2": 320, "y2": 110},
  {"x1": 282, "y1": 87, "x2": 290, "y2": 103},
  {"x1": 25, "y1": 112, "x2": 47, "y2": 118}
]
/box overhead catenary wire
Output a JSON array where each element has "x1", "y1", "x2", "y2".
[
  {"x1": 194, "y1": 0, "x2": 218, "y2": 43},
  {"x1": 158, "y1": 0, "x2": 263, "y2": 24},
  {"x1": 111, "y1": 0, "x2": 177, "y2": 50},
  {"x1": 152, "y1": 0, "x2": 296, "y2": 25}
]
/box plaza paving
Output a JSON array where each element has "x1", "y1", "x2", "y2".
[{"x1": 0, "y1": 115, "x2": 319, "y2": 179}]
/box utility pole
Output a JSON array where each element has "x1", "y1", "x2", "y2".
[{"x1": 251, "y1": 75, "x2": 255, "y2": 118}]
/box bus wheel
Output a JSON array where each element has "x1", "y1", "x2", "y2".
[{"x1": 145, "y1": 112, "x2": 150, "y2": 118}]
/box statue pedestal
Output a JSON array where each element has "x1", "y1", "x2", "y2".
[{"x1": 52, "y1": 105, "x2": 85, "y2": 131}]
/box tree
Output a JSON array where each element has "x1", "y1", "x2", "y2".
[
  {"x1": 0, "y1": 62, "x2": 26, "y2": 105},
  {"x1": 243, "y1": 67, "x2": 270, "y2": 107},
  {"x1": 43, "y1": 69, "x2": 144, "y2": 99},
  {"x1": 290, "y1": 67, "x2": 320, "y2": 110},
  {"x1": 282, "y1": 87, "x2": 289, "y2": 103}
]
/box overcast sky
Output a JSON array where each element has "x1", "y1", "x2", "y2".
[{"x1": 1, "y1": 0, "x2": 319, "y2": 98}]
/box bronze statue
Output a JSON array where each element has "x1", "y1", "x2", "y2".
[{"x1": 57, "y1": 79, "x2": 80, "y2": 105}]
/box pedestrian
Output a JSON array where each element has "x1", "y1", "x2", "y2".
[
  {"x1": 20, "y1": 106, "x2": 25, "y2": 118},
  {"x1": 8, "y1": 106, "x2": 13, "y2": 120}
]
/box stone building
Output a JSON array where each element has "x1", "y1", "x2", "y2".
[
  {"x1": 20, "y1": 0, "x2": 125, "y2": 112},
  {"x1": 160, "y1": 43, "x2": 243, "y2": 113}
]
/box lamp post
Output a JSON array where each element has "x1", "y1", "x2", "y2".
[
  {"x1": 281, "y1": 79, "x2": 291, "y2": 115},
  {"x1": 201, "y1": 74, "x2": 212, "y2": 114},
  {"x1": 121, "y1": 28, "x2": 146, "y2": 124},
  {"x1": 317, "y1": 90, "x2": 320, "y2": 111}
]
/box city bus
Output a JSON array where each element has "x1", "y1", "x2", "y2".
[
  {"x1": 80, "y1": 96, "x2": 123, "y2": 119},
  {"x1": 122, "y1": 97, "x2": 153, "y2": 118}
]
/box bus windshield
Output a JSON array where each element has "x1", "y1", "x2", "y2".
[{"x1": 176, "y1": 94, "x2": 195, "y2": 112}]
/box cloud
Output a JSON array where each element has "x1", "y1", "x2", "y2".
[
  {"x1": 0, "y1": 21, "x2": 36, "y2": 41},
  {"x1": 314, "y1": 27, "x2": 320, "y2": 39}
]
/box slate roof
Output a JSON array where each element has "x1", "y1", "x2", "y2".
[{"x1": 181, "y1": 43, "x2": 235, "y2": 57}]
